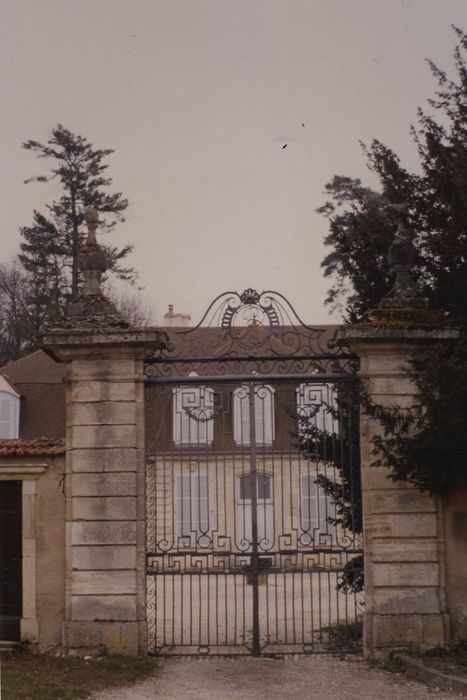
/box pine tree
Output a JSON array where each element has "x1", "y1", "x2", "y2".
[
  {"x1": 19, "y1": 211, "x2": 67, "y2": 335},
  {"x1": 21, "y1": 124, "x2": 132, "y2": 302},
  {"x1": 0, "y1": 124, "x2": 139, "y2": 361}
]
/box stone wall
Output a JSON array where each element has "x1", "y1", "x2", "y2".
[
  {"x1": 43, "y1": 327, "x2": 167, "y2": 656},
  {"x1": 1, "y1": 318, "x2": 458, "y2": 659},
  {"x1": 35, "y1": 455, "x2": 66, "y2": 650},
  {"x1": 0, "y1": 453, "x2": 65, "y2": 651},
  {"x1": 63, "y1": 355, "x2": 147, "y2": 655}
]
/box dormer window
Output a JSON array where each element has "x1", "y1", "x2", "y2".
[{"x1": 0, "y1": 377, "x2": 20, "y2": 439}]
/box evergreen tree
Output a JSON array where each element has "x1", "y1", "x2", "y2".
[
  {"x1": 19, "y1": 211, "x2": 67, "y2": 335},
  {"x1": 1, "y1": 124, "x2": 138, "y2": 359},
  {"x1": 21, "y1": 124, "x2": 133, "y2": 302},
  {"x1": 317, "y1": 177, "x2": 396, "y2": 320},
  {"x1": 318, "y1": 27, "x2": 467, "y2": 495},
  {"x1": 319, "y1": 27, "x2": 467, "y2": 326}
]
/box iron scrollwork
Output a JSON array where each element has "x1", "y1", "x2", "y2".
[{"x1": 145, "y1": 288, "x2": 356, "y2": 378}]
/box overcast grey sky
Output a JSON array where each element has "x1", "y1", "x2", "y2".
[{"x1": 1, "y1": 0, "x2": 465, "y2": 324}]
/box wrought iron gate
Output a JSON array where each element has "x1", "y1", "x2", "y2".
[{"x1": 145, "y1": 290, "x2": 363, "y2": 656}]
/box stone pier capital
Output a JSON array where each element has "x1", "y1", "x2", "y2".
[
  {"x1": 42, "y1": 326, "x2": 168, "y2": 363},
  {"x1": 337, "y1": 322, "x2": 458, "y2": 351}
]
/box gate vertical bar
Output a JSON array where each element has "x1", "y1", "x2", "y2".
[{"x1": 248, "y1": 382, "x2": 260, "y2": 656}]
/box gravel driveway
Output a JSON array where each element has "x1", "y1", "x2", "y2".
[{"x1": 93, "y1": 655, "x2": 459, "y2": 699}]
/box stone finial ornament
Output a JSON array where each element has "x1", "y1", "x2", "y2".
[
  {"x1": 379, "y1": 203, "x2": 426, "y2": 309},
  {"x1": 78, "y1": 208, "x2": 111, "y2": 297},
  {"x1": 83, "y1": 207, "x2": 99, "y2": 245},
  {"x1": 63, "y1": 208, "x2": 129, "y2": 328}
]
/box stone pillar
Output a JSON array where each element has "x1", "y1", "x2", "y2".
[
  {"x1": 443, "y1": 486, "x2": 467, "y2": 640},
  {"x1": 338, "y1": 323, "x2": 458, "y2": 659},
  {"x1": 43, "y1": 327, "x2": 167, "y2": 655}
]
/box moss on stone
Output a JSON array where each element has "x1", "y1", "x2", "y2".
[{"x1": 364, "y1": 307, "x2": 450, "y2": 329}]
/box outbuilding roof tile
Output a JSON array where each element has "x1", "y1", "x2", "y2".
[{"x1": 0, "y1": 438, "x2": 65, "y2": 456}]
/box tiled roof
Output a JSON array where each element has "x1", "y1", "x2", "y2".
[
  {"x1": 0, "y1": 349, "x2": 66, "y2": 385},
  {"x1": 0, "y1": 438, "x2": 65, "y2": 456}
]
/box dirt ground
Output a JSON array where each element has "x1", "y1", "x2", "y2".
[{"x1": 93, "y1": 654, "x2": 460, "y2": 699}]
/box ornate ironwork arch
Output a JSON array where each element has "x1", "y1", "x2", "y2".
[{"x1": 145, "y1": 288, "x2": 356, "y2": 379}]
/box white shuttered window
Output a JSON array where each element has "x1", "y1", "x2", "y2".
[
  {"x1": 173, "y1": 386, "x2": 214, "y2": 445},
  {"x1": 296, "y1": 383, "x2": 336, "y2": 437},
  {"x1": 0, "y1": 389, "x2": 20, "y2": 438},
  {"x1": 300, "y1": 474, "x2": 335, "y2": 545},
  {"x1": 233, "y1": 385, "x2": 275, "y2": 446},
  {"x1": 176, "y1": 473, "x2": 209, "y2": 546}
]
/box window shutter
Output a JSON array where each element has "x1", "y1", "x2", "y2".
[
  {"x1": 173, "y1": 387, "x2": 214, "y2": 445},
  {"x1": 255, "y1": 386, "x2": 274, "y2": 445},
  {"x1": 296, "y1": 383, "x2": 336, "y2": 437},
  {"x1": 176, "y1": 474, "x2": 192, "y2": 539},
  {"x1": 0, "y1": 394, "x2": 17, "y2": 439},
  {"x1": 301, "y1": 474, "x2": 335, "y2": 543},
  {"x1": 233, "y1": 388, "x2": 250, "y2": 445},
  {"x1": 176, "y1": 473, "x2": 209, "y2": 544},
  {"x1": 301, "y1": 474, "x2": 318, "y2": 532},
  {"x1": 233, "y1": 385, "x2": 274, "y2": 445},
  {"x1": 194, "y1": 474, "x2": 209, "y2": 532}
]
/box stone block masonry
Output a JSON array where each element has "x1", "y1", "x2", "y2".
[
  {"x1": 43, "y1": 327, "x2": 168, "y2": 655},
  {"x1": 338, "y1": 325, "x2": 458, "y2": 660}
]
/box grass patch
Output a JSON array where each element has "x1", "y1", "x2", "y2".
[
  {"x1": 322, "y1": 620, "x2": 363, "y2": 651},
  {"x1": 379, "y1": 640, "x2": 467, "y2": 680},
  {"x1": 407, "y1": 639, "x2": 467, "y2": 679},
  {"x1": 0, "y1": 649, "x2": 156, "y2": 700},
  {"x1": 419, "y1": 639, "x2": 467, "y2": 666},
  {"x1": 374, "y1": 656, "x2": 406, "y2": 674}
]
